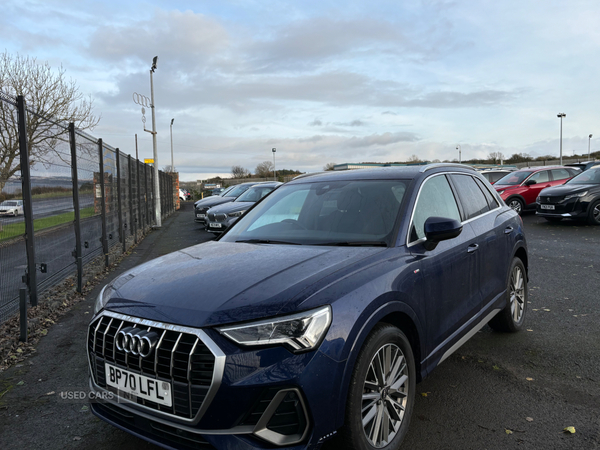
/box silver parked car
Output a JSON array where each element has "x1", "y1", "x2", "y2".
[{"x1": 0, "y1": 200, "x2": 24, "y2": 216}]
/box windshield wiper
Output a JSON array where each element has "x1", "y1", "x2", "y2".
[
  {"x1": 236, "y1": 239, "x2": 301, "y2": 245},
  {"x1": 315, "y1": 241, "x2": 388, "y2": 247}
]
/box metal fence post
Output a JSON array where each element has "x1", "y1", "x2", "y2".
[
  {"x1": 98, "y1": 139, "x2": 109, "y2": 267},
  {"x1": 136, "y1": 159, "x2": 142, "y2": 238},
  {"x1": 128, "y1": 154, "x2": 137, "y2": 244},
  {"x1": 68, "y1": 123, "x2": 83, "y2": 293},
  {"x1": 116, "y1": 149, "x2": 126, "y2": 254},
  {"x1": 16, "y1": 95, "x2": 37, "y2": 306}
]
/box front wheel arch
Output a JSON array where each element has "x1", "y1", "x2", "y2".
[{"x1": 333, "y1": 302, "x2": 423, "y2": 432}]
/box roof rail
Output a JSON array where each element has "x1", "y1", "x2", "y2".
[{"x1": 419, "y1": 163, "x2": 477, "y2": 173}]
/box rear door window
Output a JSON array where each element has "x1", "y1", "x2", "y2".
[
  {"x1": 450, "y1": 174, "x2": 491, "y2": 220},
  {"x1": 550, "y1": 168, "x2": 572, "y2": 181}
]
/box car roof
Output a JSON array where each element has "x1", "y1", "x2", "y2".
[
  {"x1": 513, "y1": 165, "x2": 570, "y2": 173},
  {"x1": 286, "y1": 164, "x2": 477, "y2": 184}
]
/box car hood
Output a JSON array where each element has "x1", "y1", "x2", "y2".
[
  {"x1": 102, "y1": 241, "x2": 385, "y2": 328},
  {"x1": 209, "y1": 201, "x2": 254, "y2": 214},
  {"x1": 494, "y1": 184, "x2": 520, "y2": 191},
  {"x1": 540, "y1": 184, "x2": 598, "y2": 196}
]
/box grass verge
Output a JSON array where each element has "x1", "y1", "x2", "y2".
[{"x1": 0, "y1": 207, "x2": 95, "y2": 242}]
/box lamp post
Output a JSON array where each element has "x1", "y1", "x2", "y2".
[
  {"x1": 456, "y1": 145, "x2": 461, "y2": 163},
  {"x1": 272, "y1": 148, "x2": 276, "y2": 181},
  {"x1": 150, "y1": 56, "x2": 161, "y2": 227},
  {"x1": 588, "y1": 134, "x2": 593, "y2": 161},
  {"x1": 170, "y1": 118, "x2": 175, "y2": 172},
  {"x1": 557, "y1": 113, "x2": 566, "y2": 166}
]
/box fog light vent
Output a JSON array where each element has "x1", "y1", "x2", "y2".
[
  {"x1": 253, "y1": 388, "x2": 309, "y2": 446},
  {"x1": 266, "y1": 391, "x2": 306, "y2": 436}
]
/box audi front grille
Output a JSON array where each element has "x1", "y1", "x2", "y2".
[{"x1": 88, "y1": 311, "x2": 223, "y2": 421}]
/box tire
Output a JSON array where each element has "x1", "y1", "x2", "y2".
[
  {"x1": 506, "y1": 198, "x2": 524, "y2": 214},
  {"x1": 489, "y1": 257, "x2": 527, "y2": 332},
  {"x1": 544, "y1": 217, "x2": 562, "y2": 223},
  {"x1": 587, "y1": 200, "x2": 600, "y2": 225},
  {"x1": 340, "y1": 324, "x2": 416, "y2": 450}
]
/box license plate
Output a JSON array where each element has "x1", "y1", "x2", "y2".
[
  {"x1": 105, "y1": 363, "x2": 172, "y2": 407},
  {"x1": 541, "y1": 204, "x2": 555, "y2": 210},
  {"x1": 196, "y1": 213, "x2": 205, "y2": 218},
  {"x1": 209, "y1": 222, "x2": 222, "y2": 228}
]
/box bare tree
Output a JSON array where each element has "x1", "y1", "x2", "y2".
[
  {"x1": 231, "y1": 165, "x2": 250, "y2": 179},
  {"x1": 0, "y1": 52, "x2": 100, "y2": 190},
  {"x1": 407, "y1": 154, "x2": 422, "y2": 163},
  {"x1": 323, "y1": 162, "x2": 336, "y2": 171},
  {"x1": 255, "y1": 161, "x2": 274, "y2": 178},
  {"x1": 488, "y1": 152, "x2": 505, "y2": 164}
]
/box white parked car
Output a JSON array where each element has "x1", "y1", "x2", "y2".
[{"x1": 0, "y1": 200, "x2": 24, "y2": 216}]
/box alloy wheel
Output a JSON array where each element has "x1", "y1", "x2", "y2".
[
  {"x1": 361, "y1": 343, "x2": 409, "y2": 448},
  {"x1": 508, "y1": 199, "x2": 522, "y2": 214},
  {"x1": 593, "y1": 203, "x2": 600, "y2": 224},
  {"x1": 510, "y1": 265, "x2": 525, "y2": 323}
]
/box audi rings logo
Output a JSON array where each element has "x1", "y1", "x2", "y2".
[
  {"x1": 132, "y1": 92, "x2": 152, "y2": 108},
  {"x1": 116, "y1": 327, "x2": 159, "y2": 357}
]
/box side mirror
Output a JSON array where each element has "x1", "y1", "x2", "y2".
[
  {"x1": 423, "y1": 217, "x2": 463, "y2": 251},
  {"x1": 524, "y1": 179, "x2": 537, "y2": 186}
]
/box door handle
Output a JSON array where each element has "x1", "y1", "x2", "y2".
[
  {"x1": 504, "y1": 226, "x2": 513, "y2": 234},
  {"x1": 467, "y1": 244, "x2": 479, "y2": 253}
]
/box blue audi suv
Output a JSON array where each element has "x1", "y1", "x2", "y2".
[{"x1": 88, "y1": 164, "x2": 528, "y2": 450}]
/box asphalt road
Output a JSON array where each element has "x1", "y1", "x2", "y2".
[
  {"x1": 0, "y1": 195, "x2": 93, "y2": 225},
  {"x1": 0, "y1": 208, "x2": 598, "y2": 450}
]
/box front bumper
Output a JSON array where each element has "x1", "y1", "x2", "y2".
[
  {"x1": 88, "y1": 311, "x2": 342, "y2": 450},
  {"x1": 535, "y1": 198, "x2": 587, "y2": 219}
]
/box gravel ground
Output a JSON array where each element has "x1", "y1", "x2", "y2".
[{"x1": 0, "y1": 207, "x2": 598, "y2": 450}]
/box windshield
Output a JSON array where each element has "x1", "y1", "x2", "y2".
[
  {"x1": 495, "y1": 171, "x2": 532, "y2": 186},
  {"x1": 224, "y1": 184, "x2": 251, "y2": 198},
  {"x1": 567, "y1": 167, "x2": 600, "y2": 185},
  {"x1": 1, "y1": 201, "x2": 17, "y2": 206},
  {"x1": 221, "y1": 179, "x2": 408, "y2": 246},
  {"x1": 235, "y1": 186, "x2": 275, "y2": 203}
]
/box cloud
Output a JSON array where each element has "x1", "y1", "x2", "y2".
[
  {"x1": 87, "y1": 10, "x2": 230, "y2": 67},
  {"x1": 347, "y1": 132, "x2": 420, "y2": 148},
  {"x1": 309, "y1": 118, "x2": 322, "y2": 126}
]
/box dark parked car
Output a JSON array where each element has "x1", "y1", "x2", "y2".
[
  {"x1": 89, "y1": 164, "x2": 528, "y2": 450},
  {"x1": 565, "y1": 161, "x2": 600, "y2": 172},
  {"x1": 206, "y1": 182, "x2": 282, "y2": 234},
  {"x1": 210, "y1": 188, "x2": 226, "y2": 196},
  {"x1": 536, "y1": 165, "x2": 600, "y2": 224},
  {"x1": 194, "y1": 182, "x2": 260, "y2": 225},
  {"x1": 480, "y1": 169, "x2": 515, "y2": 184},
  {"x1": 494, "y1": 166, "x2": 579, "y2": 213}
]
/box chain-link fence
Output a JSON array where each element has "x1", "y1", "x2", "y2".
[{"x1": 0, "y1": 92, "x2": 175, "y2": 325}]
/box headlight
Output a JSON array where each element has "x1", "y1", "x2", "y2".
[
  {"x1": 228, "y1": 210, "x2": 247, "y2": 218},
  {"x1": 218, "y1": 306, "x2": 332, "y2": 352},
  {"x1": 94, "y1": 283, "x2": 116, "y2": 314},
  {"x1": 536, "y1": 196, "x2": 540, "y2": 203},
  {"x1": 498, "y1": 190, "x2": 505, "y2": 195},
  {"x1": 564, "y1": 191, "x2": 587, "y2": 199}
]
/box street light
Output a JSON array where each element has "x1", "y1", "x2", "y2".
[
  {"x1": 557, "y1": 113, "x2": 566, "y2": 165},
  {"x1": 170, "y1": 118, "x2": 175, "y2": 172},
  {"x1": 588, "y1": 134, "x2": 593, "y2": 161},
  {"x1": 456, "y1": 145, "x2": 461, "y2": 163},
  {"x1": 150, "y1": 56, "x2": 161, "y2": 227},
  {"x1": 272, "y1": 148, "x2": 276, "y2": 181}
]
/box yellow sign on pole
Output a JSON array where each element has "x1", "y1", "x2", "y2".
[{"x1": 144, "y1": 159, "x2": 154, "y2": 164}]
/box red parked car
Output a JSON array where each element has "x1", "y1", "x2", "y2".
[{"x1": 494, "y1": 166, "x2": 580, "y2": 213}]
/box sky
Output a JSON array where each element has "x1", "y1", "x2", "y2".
[{"x1": 3, "y1": 0, "x2": 600, "y2": 181}]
